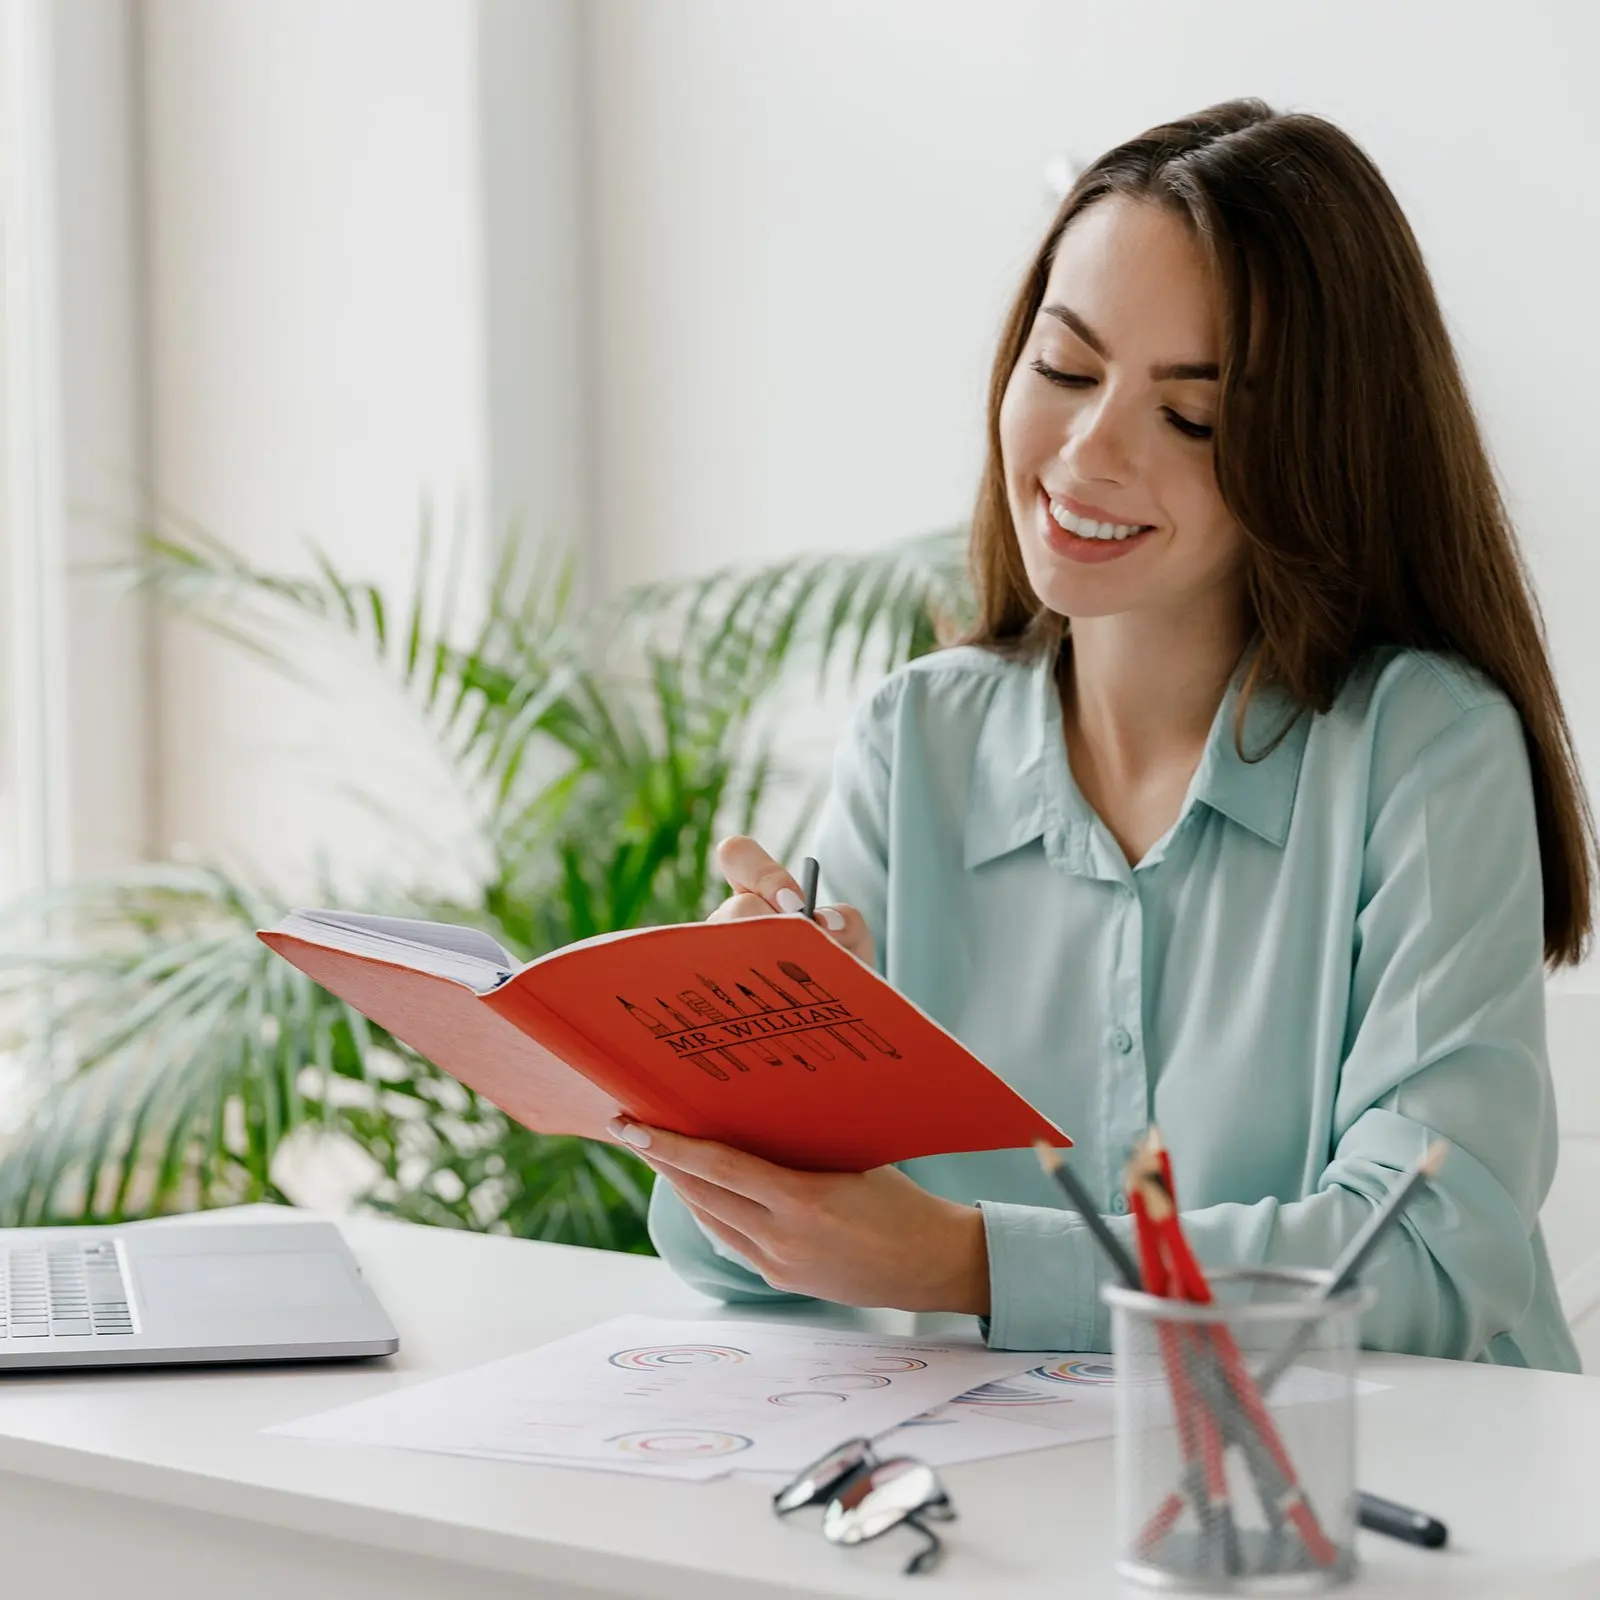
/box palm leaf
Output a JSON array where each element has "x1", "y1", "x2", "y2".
[{"x1": 3, "y1": 512, "x2": 972, "y2": 1239}]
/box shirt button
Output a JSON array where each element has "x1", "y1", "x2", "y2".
[
  {"x1": 1110, "y1": 1193, "x2": 1128, "y2": 1215},
  {"x1": 1111, "y1": 1026, "x2": 1134, "y2": 1055}
]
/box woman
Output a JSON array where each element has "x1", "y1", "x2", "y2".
[{"x1": 613, "y1": 99, "x2": 1590, "y2": 1369}]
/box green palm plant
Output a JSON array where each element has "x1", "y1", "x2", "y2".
[{"x1": 0, "y1": 516, "x2": 970, "y2": 1251}]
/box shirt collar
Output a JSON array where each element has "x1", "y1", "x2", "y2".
[
  {"x1": 1187, "y1": 662, "x2": 1311, "y2": 849},
  {"x1": 963, "y1": 649, "x2": 1059, "y2": 871},
  {"x1": 963, "y1": 643, "x2": 1311, "y2": 870}
]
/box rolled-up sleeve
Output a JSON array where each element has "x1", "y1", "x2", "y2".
[
  {"x1": 979, "y1": 699, "x2": 1570, "y2": 1363},
  {"x1": 1208, "y1": 699, "x2": 1562, "y2": 1363}
]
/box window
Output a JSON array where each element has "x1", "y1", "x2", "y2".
[{"x1": 0, "y1": 0, "x2": 70, "y2": 908}]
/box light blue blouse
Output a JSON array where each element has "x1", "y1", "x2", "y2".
[{"x1": 648, "y1": 641, "x2": 1579, "y2": 1371}]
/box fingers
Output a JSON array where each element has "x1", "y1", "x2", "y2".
[
  {"x1": 716, "y1": 835, "x2": 803, "y2": 911},
  {"x1": 706, "y1": 891, "x2": 776, "y2": 925},
  {"x1": 611, "y1": 1119, "x2": 796, "y2": 1205},
  {"x1": 707, "y1": 886, "x2": 866, "y2": 955},
  {"x1": 650, "y1": 1164, "x2": 769, "y2": 1236},
  {"x1": 711, "y1": 835, "x2": 874, "y2": 962},
  {"x1": 813, "y1": 901, "x2": 874, "y2": 965},
  {"x1": 677, "y1": 1193, "x2": 773, "y2": 1274}
]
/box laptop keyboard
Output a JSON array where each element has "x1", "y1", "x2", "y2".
[{"x1": 0, "y1": 1239, "x2": 135, "y2": 1339}]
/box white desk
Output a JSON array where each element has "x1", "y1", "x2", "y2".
[{"x1": 0, "y1": 1209, "x2": 1596, "y2": 1600}]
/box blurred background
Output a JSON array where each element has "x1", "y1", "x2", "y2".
[{"x1": 0, "y1": 1, "x2": 1596, "y2": 1331}]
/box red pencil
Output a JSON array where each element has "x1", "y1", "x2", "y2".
[
  {"x1": 1127, "y1": 1141, "x2": 1238, "y2": 1575},
  {"x1": 1130, "y1": 1129, "x2": 1338, "y2": 1569}
]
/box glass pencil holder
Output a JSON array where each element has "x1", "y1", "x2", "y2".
[{"x1": 1103, "y1": 1268, "x2": 1375, "y2": 1595}]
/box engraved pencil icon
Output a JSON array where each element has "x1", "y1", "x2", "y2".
[
  {"x1": 695, "y1": 975, "x2": 784, "y2": 1066},
  {"x1": 617, "y1": 996, "x2": 668, "y2": 1035},
  {"x1": 779, "y1": 960, "x2": 901, "y2": 1059},
  {"x1": 677, "y1": 988, "x2": 753, "y2": 1073},
  {"x1": 737, "y1": 979, "x2": 837, "y2": 1063},
  {"x1": 755, "y1": 966, "x2": 865, "y2": 1061},
  {"x1": 615, "y1": 994, "x2": 728, "y2": 1080}
]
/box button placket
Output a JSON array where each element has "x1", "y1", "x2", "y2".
[{"x1": 1108, "y1": 881, "x2": 1148, "y2": 1209}]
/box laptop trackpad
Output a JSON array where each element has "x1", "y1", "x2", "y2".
[{"x1": 137, "y1": 1250, "x2": 364, "y2": 1314}]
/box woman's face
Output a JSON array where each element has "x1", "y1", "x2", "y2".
[{"x1": 999, "y1": 196, "x2": 1247, "y2": 623}]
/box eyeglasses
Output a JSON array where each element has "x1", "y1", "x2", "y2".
[{"x1": 772, "y1": 1436, "x2": 957, "y2": 1576}]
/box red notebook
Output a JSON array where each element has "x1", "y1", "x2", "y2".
[{"x1": 259, "y1": 909, "x2": 1069, "y2": 1172}]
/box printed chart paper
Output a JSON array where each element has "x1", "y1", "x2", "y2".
[
  {"x1": 736, "y1": 1353, "x2": 1388, "y2": 1481},
  {"x1": 947, "y1": 1353, "x2": 1384, "y2": 1443},
  {"x1": 270, "y1": 1314, "x2": 1048, "y2": 1478}
]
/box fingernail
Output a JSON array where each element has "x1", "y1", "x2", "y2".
[
  {"x1": 816, "y1": 906, "x2": 846, "y2": 931},
  {"x1": 775, "y1": 887, "x2": 803, "y2": 913},
  {"x1": 607, "y1": 1118, "x2": 653, "y2": 1150}
]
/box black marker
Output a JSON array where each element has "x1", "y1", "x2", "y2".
[{"x1": 1356, "y1": 1492, "x2": 1447, "y2": 1549}]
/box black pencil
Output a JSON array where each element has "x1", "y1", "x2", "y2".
[
  {"x1": 1256, "y1": 1140, "x2": 1450, "y2": 1393},
  {"x1": 1032, "y1": 1140, "x2": 1142, "y2": 1290}
]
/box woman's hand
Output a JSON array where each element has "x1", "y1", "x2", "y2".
[
  {"x1": 615, "y1": 1119, "x2": 991, "y2": 1315},
  {"x1": 661, "y1": 838, "x2": 959, "y2": 1309},
  {"x1": 708, "y1": 835, "x2": 875, "y2": 968}
]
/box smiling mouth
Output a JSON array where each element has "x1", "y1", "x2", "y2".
[{"x1": 1047, "y1": 496, "x2": 1154, "y2": 542}]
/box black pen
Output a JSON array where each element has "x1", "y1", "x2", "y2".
[
  {"x1": 799, "y1": 857, "x2": 820, "y2": 921},
  {"x1": 1356, "y1": 1491, "x2": 1448, "y2": 1549}
]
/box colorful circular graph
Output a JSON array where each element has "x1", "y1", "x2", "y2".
[
  {"x1": 848, "y1": 1356, "x2": 928, "y2": 1374},
  {"x1": 608, "y1": 1344, "x2": 749, "y2": 1370},
  {"x1": 1032, "y1": 1358, "x2": 1119, "y2": 1387},
  {"x1": 808, "y1": 1373, "x2": 891, "y2": 1390},
  {"x1": 768, "y1": 1390, "x2": 850, "y2": 1406},
  {"x1": 607, "y1": 1429, "x2": 752, "y2": 1459}
]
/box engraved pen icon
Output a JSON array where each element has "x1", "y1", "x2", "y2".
[
  {"x1": 736, "y1": 979, "x2": 830, "y2": 1067},
  {"x1": 778, "y1": 960, "x2": 901, "y2": 1058},
  {"x1": 754, "y1": 966, "x2": 865, "y2": 1061}
]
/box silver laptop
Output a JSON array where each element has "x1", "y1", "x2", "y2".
[{"x1": 0, "y1": 1219, "x2": 399, "y2": 1371}]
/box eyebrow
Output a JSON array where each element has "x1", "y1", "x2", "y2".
[{"x1": 1041, "y1": 303, "x2": 1219, "y2": 382}]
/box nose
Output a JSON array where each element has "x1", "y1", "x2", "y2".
[{"x1": 1058, "y1": 388, "x2": 1134, "y2": 485}]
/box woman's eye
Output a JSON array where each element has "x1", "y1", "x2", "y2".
[
  {"x1": 1164, "y1": 409, "x2": 1214, "y2": 442},
  {"x1": 1028, "y1": 358, "x2": 1092, "y2": 388},
  {"x1": 1030, "y1": 357, "x2": 1214, "y2": 442}
]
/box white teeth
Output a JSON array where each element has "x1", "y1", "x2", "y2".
[{"x1": 1048, "y1": 500, "x2": 1149, "y2": 541}]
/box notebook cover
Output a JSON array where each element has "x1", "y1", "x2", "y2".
[{"x1": 261, "y1": 916, "x2": 1069, "y2": 1171}]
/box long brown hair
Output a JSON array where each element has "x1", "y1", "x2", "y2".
[{"x1": 965, "y1": 98, "x2": 1594, "y2": 965}]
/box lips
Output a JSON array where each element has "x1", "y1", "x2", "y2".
[{"x1": 1037, "y1": 489, "x2": 1154, "y2": 564}]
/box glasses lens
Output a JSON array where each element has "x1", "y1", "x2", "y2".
[
  {"x1": 822, "y1": 1458, "x2": 948, "y2": 1546},
  {"x1": 773, "y1": 1437, "x2": 874, "y2": 1514}
]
